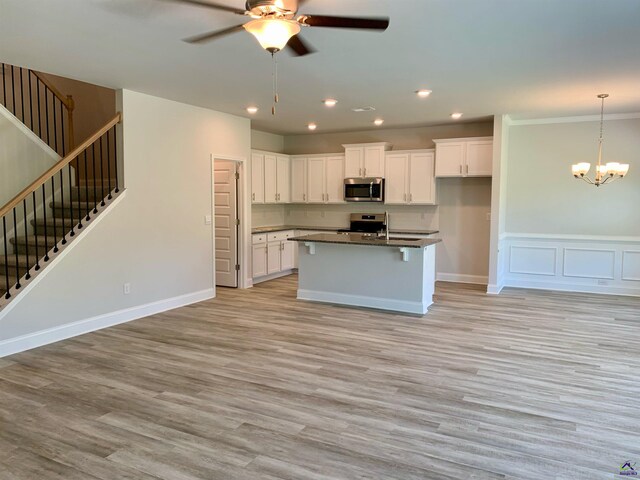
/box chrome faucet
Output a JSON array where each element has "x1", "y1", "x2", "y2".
[{"x1": 384, "y1": 211, "x2": 390, "y2": 240}]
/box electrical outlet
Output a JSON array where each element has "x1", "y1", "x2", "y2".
[
  {"x1": 123, "y1": 283, "x2": 131, "y2": 295},
  {"x1": 204, "y1": 215, "x2": 212, "y2": 225}
]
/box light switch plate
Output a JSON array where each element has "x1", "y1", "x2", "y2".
[{"x1": 205, "y1": 215, "x2": 212, "y2": 225}]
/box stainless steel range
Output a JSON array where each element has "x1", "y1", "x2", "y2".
[{"x1": 338, "y1": 213, "x2": 388, "y2": 236}]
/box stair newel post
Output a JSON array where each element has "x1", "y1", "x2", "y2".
[
  {"x1": 10, "y1": 65, "x2": 15, "y2": 116},
  {"x1": 68, "y1": 164, "x2": 76, "y2": 235},
  {"x1": 41, "y1": 185, "x2": 50, "y2": 262},
  {"x1": 67, "y1": 95, "x2": 75, "y2": 151},
  {"x1": 32, "y1": 192, "x2": 40, "y2": 271},
  {"x1": 99, "y1": 136, "x2": 106, "y2": 206},
  {"x1": 106, "y1": 129, "x2": 112, "y2": 200},
  {"x1": 2, "y1": 63, "x2": 6, "y2": 106},
  {"x1": 92, "y1": 143, "x2": 98, "y2": 214},
  {"x1": 22, "y1": 200, "x2": 31, "y2": 280},
  {"x1": 12, "y1": 209, "x2": 21, "y2": 290},
  {"x1": 2, "y1": 217, "x2": 10, "y2": 299},
  {"x1": 51, "y1": 177, "x2": 59, "y2": 253},
  {"x1": 60, "y1": 101, "x2": 66, "y2": 157},
  {"x1": 84, "y1": 150, "x2": 90, "y2": 221},
  {"x1": 53, "y1": 94, "x2": 59, "y2": 155},
  {"x1": 59, "y1": 170, "x2": 67, "y2": 245}
]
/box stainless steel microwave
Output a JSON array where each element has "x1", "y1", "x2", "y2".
[{"x1": 344, "y1": 177, "x2": 385, "y2": 202}]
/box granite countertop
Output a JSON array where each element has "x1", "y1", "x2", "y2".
[
  {"x1": 252, "y1": 225, "x2": 439, "y2": 235},
  {"x1": 288, "y1": 233, "x2": 442, "y2": 249}
]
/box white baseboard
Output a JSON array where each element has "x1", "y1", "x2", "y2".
[
  {"x1": 252, "y1": 269, "x2": 296, "y2": 285},
  {"x1": 0, "y1": 288, "x2": 214, "y2": 358},
  {"x1": 504, "y1": 278, "x2": 640, "y2": 297},
  {"x1": 437, "y1": 273, "x2": 488, "y2": 285},
  {"x1": 297, "y1": 289, "x2": 431, "y2": 315},
  {"x1": 486, "y1": 283, "x2": 505, "y2": 295}
]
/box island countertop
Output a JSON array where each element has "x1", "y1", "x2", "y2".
[
  {"x1": 252, "y1": 225, "x2": 439, "y2": 235},
  {"x1": 289, "y1": 233, "x2": 442, "y2": 249}
]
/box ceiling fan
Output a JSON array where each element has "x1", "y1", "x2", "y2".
[{"x1": 169, "y1": 0, "x2": 390, "y2": 56}]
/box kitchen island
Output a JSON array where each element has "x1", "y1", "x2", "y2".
[{"x1": 289, "y1": 233, "x2": 442, "y2": 315}]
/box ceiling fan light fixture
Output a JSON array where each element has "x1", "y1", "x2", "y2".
[{"x1": 244, "y1": 18, "x2": 301, "y2": 52}]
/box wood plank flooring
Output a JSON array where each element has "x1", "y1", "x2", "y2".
[{"x1": 1, "y1": 276, "x2": 639, "y2": 479}]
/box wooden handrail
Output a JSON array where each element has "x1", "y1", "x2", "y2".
[
  {"x1": 31, "y1": 71, "x2": 74, "y2": 111},
  {"x1": 0, "y1": 112, "x2": 122, "y2": 219}
]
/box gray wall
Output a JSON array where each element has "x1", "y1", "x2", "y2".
[
  {"x1": 251, "y1": 129, "x2": 285, "y2": 153},
  {"x1": 506, "y1": 118, "x2": 640, "y2": 235}
]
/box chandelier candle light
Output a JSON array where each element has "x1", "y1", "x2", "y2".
[{"x1": 571, "y1": 94, "x2": 630, "y2": 187}]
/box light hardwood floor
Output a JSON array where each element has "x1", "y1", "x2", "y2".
[{"x1": 1, "y1": 276, "x2": 639, "y2": 479}]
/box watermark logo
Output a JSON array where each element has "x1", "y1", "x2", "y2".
[{"x1": 620, "y1": 462, "x2": 638, "y2": 476}]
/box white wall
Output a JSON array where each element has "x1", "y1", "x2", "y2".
[
  {"x1": 0, "y1": 90, "x2": 251, "y2": 352},
  {"x1": 251, "y1": 130, "x2": 285, "y2": 153},
  {"x1": 501, "y1": 116, "x2": 640, "y2": 296}
]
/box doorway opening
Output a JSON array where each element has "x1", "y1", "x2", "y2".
[{"x1": 214, "y1": 159, "x2": 240, "y2": 288}]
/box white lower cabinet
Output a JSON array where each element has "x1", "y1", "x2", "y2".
[{"x1": 252, "y1": 230, "x2": 296, "y2": 281}]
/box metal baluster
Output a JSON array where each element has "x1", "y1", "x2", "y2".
[
  {"x1": 51, "y1": 177, "x2": 58, "y2": 253},
  {"x1": 10, "y1": 65, "x2": 15, "y2": 115},
  {"x1": 28, "y1": 71, "x2": 33, "y2": 131},
  {"x1": 92, "y1": 143, "x2": 98, "y2": 214},
  {"x1": 84, "y1": 150, "x2": 90, "y2": 221},
  {"x1": 99, "y1": 137, "x2": 105, "y2": 206},
  {"x1": 2, "y1": 64, "x2": 6, "y2": 106},
  {"x1": 107, "y1": 130, "x2": 112, "y2": 199},
  {"x1": 12, "y1": 210, "x2": 21, "y2": 289},
  {"x1": 60, "y1": 101, "x2": 66, "y2": 156},
  {"x1": 114, "y1": 126, "x2": 119, "y2": 193},
  {"x1": 3, "y1": 217, "x2": 10, "y2": 299},
  {"x1": 32, "y1": 192, "x2": 40, "y2": 271},
  {"x1": 42, "y1": 185, "x2": 50, "y2": 262},
  {"x1": 36, "y1": 77, "x2": 42, "y2": 139},
  {"x1": 60, "y1": 170, "x2": 67, "y2": 245},
  {"x1": 19, "y1": 68, "x2": 24, "y2": 123},
  {"x1": 22, "y1": 200, "x2": 31, "y2": 280},
  {"x1": 68, "y1": 164, "x2": 76, "y2": 234},
  {"x1": 53, "y1": 94, "x2": 58, "y2": 155},
  {"x1": 44, "y1": 88, "x2": 49, "y2": 146}
]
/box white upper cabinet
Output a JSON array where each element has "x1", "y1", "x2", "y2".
[
  {"x1": 264, "y1": 154, "x2": 278, "y2": 203},
  {"x1": 325, "y1": 156, "x2": 345, "y2": 203},
  {"x1": 342, "y1": 143, "x2": 392, "y2": 178},
  {"x1": 434, "y1": 137, "x2": 493, "y2": 177},
  {"x1": 384, "y1": 150, "x2": 436, "y2": 205},
  {"x1": 276, "y1": 155, "x2": 290, "y2": 203},
  {"x1": 251, "y1": 152, "x2": 265, "y2": 204},
  {"x1": 290, "y1": 157, "x2": 307, "y2": 203},
  {"x1": 306, "y1": 157, "x2": 326, "y2": 203}
]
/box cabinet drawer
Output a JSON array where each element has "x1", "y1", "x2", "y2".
[
  {"x1": 268, "y1": 230, "x2": 295, "y2": 242},
  {"x1": 252, "y1": 234, "x2": 267, "y2": 245}
]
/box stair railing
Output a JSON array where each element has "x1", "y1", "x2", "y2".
[
  {"x1": 0, "y1": 113, "x2": 121, "y2": 300},
  {"x1": 0, "y1": 62, "x2": 75, "y2": 156}
]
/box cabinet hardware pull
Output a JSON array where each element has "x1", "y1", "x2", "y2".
[
  {"x1": 364, "y1": 168, "x2": 367, "y2": 177},
  {"x1": 252, "y1": 193, "x2": 255, "y2": 201},
  {"x1": 404, "y1": 193, "x2": 406, "y2": 202},
  {"x1": 459, "y1": 165, "x2": 462, "y2": 174},
  {"x1": 359, "y1": 167, "x2": 362, "y2": 176},
  {"x1": 466, "y1": 164, "x2": 469, "y2": 175},
  {"x1": 410, "y1": 193, "x2": 413, "y2": 202}
]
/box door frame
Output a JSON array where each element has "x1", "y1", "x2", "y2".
[{"x1": 211, "y1": 154, "x2": 250, "y2": 289}]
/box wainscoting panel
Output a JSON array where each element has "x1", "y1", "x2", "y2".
[
  {"x1": 563, "y1": 248, "x2": 616, "y2": 279},
  {"x1": 502, "y1": 234, "x2": 640, "y2": 297},
  {"x1": 509, "y1": 246, "x2": 557, "y2": 276}
]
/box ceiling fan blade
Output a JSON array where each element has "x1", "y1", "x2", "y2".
[
  {"x1": 183, "y1": 24, "x2": 246, "y2": 43},
  {"x1": 166, "y1": 0, "x2": 246, "y2": 15},
  {"x1": 286, "y1": 34, "x2": 315, "y2": 56},
  {"x1": 298, "y1": 14, "x2": 389, "y2": 30}
]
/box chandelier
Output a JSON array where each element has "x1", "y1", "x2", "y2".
[{"x1": 571, "y1": 94, "x2": 629, "y2": 187}]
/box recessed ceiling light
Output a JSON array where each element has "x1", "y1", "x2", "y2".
[
  {"x1": 374, "y1": 119, "x2": 384, "y2": 126},
  {"x1": 451, "y1": 112, "x2": 463, "y2": 120},
  {"x1": 246, "y1": 106, "x2": 258, "y2": 114},
  {"x1": 351, "y1": 106, "x2": 376, "y2": 112},
  {"x1": 323, "y1": 98, "x2": 338, "y2": 107},
  {"x1": 416, "y1": 89, "x2": 432, "y2": 98},
  {"x1": 308, "y1": 123, "x2": 317, "y2": 131}
]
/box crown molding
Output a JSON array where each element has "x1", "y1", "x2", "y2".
[{"x1": 509, "y1": 112, "x2": 640, "y2": 126}]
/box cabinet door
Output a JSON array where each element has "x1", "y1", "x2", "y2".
[
  {"x1": 276, "y1": 155, "x2": 290, "y2": 203},
  {"x1": 364, "y1": 146, "x2": 385, "y2": 177},
  {"x1": 307, "y1": 157, "x2": 326, "y2": 203},
  {"x1": 409, "y1": 152, "x2": 435, "y2": 204},
  {"x1": 344, "y1": 148, "x2": 363, "y2": 177},
  {"x1": 252, "y1": 244, "x2": 267, "y2": 277},
  {"x1": 325, "y1": 156, "x2": 345, "y2": 203},
  {"x1": 384, "y1": 153, "x2": 409, "y2": 204},
  {"x1": 465, "y1": 141, "x2": 493, "y2": 176},
  {"x1": 263, "y1": 154, "x2": 278, "y2": 203},
  {"x1": 435, "y1": 143, "x2": 465, "y2": 177},
  {"x1": 280, "y1": 241, "x2": 295, "y2": 271},
  {"x1": 267, "y1": 241, "x2": 281, "y2": 274},
  {"x1": 251, "y1": 153, "x2": 264, "y2": 203},
  {"x1": 290, "y1": 157, "x2": 307, "y2": 203}
]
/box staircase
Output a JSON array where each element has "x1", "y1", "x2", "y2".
[{"x1": 0, "y1": 61, "x2": 122, "y2": 308}]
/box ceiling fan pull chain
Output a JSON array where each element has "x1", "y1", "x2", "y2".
[{"x1": 271, "y1": 52, "x2": 279, "y2": 116}]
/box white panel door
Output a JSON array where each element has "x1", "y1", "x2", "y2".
[
  {"x1": 214, "y1": 160, "x2": 238, "y2": 287},
  {"x1": 276, "y1": 155, "x2": 290, "y2": 203},
  {"x1": 252, "y1": 244, "x2": 267, "y2": 278},
  {"x1": 435, "y1": 143, "x2": 465, "y2": 177},
  {"x1": 280, "y1": 241, "x2": 295, "y2": 271},
  {"x1": 344, "y1": 148, "x2": 363, "y2": 177},
  {"x1": 325, "y1": 156, "x2": 345, "y2": 203},
  {"x1": 263, "y1": 154, "x2": 278, "y2": 203},
  {"x1": 307, "y1": 157, "x2": 326, "y2": 203},
  {"x1": 251, "y1": 153, "x2": 264, "y2": 203},
  {"x1": 364, "y1": 146, "x2": 385, "y2": 177},
  {"x1": 409, "y1": 152, "x2": 435, "y2": 204},
  {"x1": 267, "y1": 241, "x2": 281, "y2": 274},
  {"x1": 384, "y1": 153, "x2": 408, "y2": 204},
  {"x1": 466, "y1": 141, "x2": 493, "y2": 176},
  {"x1": 290, "y1": 157, "x2": 307, "y2": 203}
]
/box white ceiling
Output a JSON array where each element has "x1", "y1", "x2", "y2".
[{"x1": 1, "y1": 0, "x2": 639, "y2": 134}]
